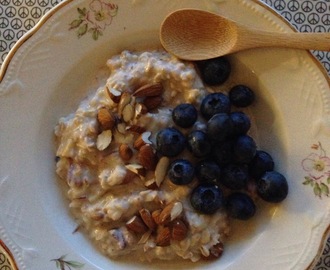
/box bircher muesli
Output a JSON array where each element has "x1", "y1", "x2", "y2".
[{"x1": 55, "y1": 50, "x2": 288, "y2": 262}]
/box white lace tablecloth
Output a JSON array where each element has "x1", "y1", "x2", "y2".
[{"x1": 0, "y1": 0, "x2": 329, "y2": 269}]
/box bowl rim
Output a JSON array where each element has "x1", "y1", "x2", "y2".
[
  {"x1": 0, "y1": 1, "x2": 329, "y2": 269},
  {"x1": 0, "y1": 0, "x2": 329, "y2": 85}
]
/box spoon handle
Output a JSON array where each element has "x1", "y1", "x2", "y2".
[{"x1": 239, "y1": 28, "x2": 330, "y2": 51}]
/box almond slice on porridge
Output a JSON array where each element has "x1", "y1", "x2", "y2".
[{"x1": 55, "y1": 50, "x2": 234, "y2": 263}]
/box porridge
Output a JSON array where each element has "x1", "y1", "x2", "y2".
[{"x1": 55, "y1": 50, "x2": 288, "y2": 262}]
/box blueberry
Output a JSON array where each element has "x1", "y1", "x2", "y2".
[
  {"x1": 212, "y1": 140, "x2": 234, "y2": 165},
  {"x1": 229, "y1": 85, "x2": 255, "y2": 107},
  {"x1": 196, "y1": 57, "x2": 231, "y2": 86},
  {"x1": 195, "y1": 159, "x2": 221, "y2": 184},
  {"x1": 257, "y1": 171, "x2": 288, "y2": 203},
  {"x1": 156, "y1": 127, "x2": 186, "y2": 157},
  {"x1": 226, "y1": 192, "x2": 256, "y2": 220},
  {"x1": 230, "y1": 111, "x2": 251, "y2": 136},
  {"x1": 207, "y1": 113, "x2": 233, "y2": 142},
  {"x1": 187, "y1": 130, "x2": 211, "y2": 158},
  {"x1": 172, "y1": 103, "x2": 198, "y2": 128},
  {"x1": 233, "y1": 135, "x2": 257, "y2": 163},
  {"x1": 221, "y1": 163, "x2": 249, "y2": 190},
  {"x1": 249, "y1": 150, "x2": 275, "y2": 179},
  {"x1": 190, "y1": 183, "x2": 224, "y2": 214},
  {"x1": 200, "y1": 93, "x2": 231, "y2": 120},
  {"x1": 168, "y1": 159, "x2": 195, "y2": 185}
]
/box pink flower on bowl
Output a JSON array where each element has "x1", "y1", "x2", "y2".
[
  {"x1": 302, "y1": 142, "x2": 330, "y2": 198},
  {"x1": 87, "y1": 0, "x2": 118, "y2": 30},
  {"x1": 69, "y1": 0, "x2": 118, "y2": 39},
  {"x1": 302, "y1": 153, "x2": 330, "y2": 180}
]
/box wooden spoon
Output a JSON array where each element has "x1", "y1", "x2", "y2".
[{"x1": 160, "y1": 9, "x2": 330, "y2": 60}]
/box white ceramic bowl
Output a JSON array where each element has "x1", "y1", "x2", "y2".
[{"x1": 0, "y1": 0, "x2": 329, "y2": 269}]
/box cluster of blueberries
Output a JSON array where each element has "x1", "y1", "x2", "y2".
[{"x1": 155, "y1": 57, "x2": 288, "y2": 220}]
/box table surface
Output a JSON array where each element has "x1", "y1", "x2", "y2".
[{"x1": 0, "y1": 0, "x2": 329, "y2": 269}]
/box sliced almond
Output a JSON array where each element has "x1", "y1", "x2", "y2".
[
  {"x1": 106, "y1": 87, "x2": 122, "y2": 103},
  {"x1": 119, "y1": 143, "x2": 133, "y2": 161},
  {"x1": 125, "y1": 164, "x2": 146, "y2": 178},
  {"x1": 159, "y1": 202, "x2": 183, "y2": 225},
  {"x1": 138, "y1": 230, "x2": 152, "y2": 244},
  {"x1": 151, "y1": 209, "x2": 162, "y2": 225},
  {"x1": 133, "y1": 83, "x2": 163, "y2": 97},
  {"x1": 118, "y1": 92, "x2": 131, "y2": 115},
  {"x1": 138, "y1": 144, "x2": 157, "y2": 170},
  {"x1": 126, "y1": 125, "x2": 147, "y2": 134},
  {"x1": 97, "y1": 107, "x2": 116, "y2": 130},
  {"x1": 156, "y1": 226, "x2": 171, "y2": 246},
  {"x1": 144, "y1": 178, "x2": 158, "y2": 190},
  {"x1": 135, "y1": 103, "x2": 148, "y2": 118},
  {"x1": 171, "y1": 219, "x2": 188, "y2": 241},
  {"x1": 96, "y1": 130, "x2": 112, "y2": 151},
  {"x1": 143, "y1": 96, "x2": 162, "y2": 111},
  {"x1": 117, "y1": 122, "x2": 126, "y2": 134},
  {"x1": 139, "y1": 208, "x2": 156, "y2": 231},
  {"x1": 126, "y1": 215, "x2": 148, "y2": 234},
  {"x1": 122, "y1": 103, "x2": 135, "y2": 122},
  {"x1": 169, "y1": 201, "x2": 183, "y2": 221},
  {"x1": 155, "y1": 156, "x2": 170, "y2": 187},
  {"x1": 133, "y1": 131, "x2": 152, "y2": 150}
]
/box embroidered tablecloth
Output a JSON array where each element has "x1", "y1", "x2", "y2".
[{"x1": 0, "y1": 0, "x2": 329, "y2": 269}]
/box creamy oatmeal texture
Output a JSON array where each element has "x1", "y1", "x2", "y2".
[{"x1": 55, "y1": 50, "x2": 230, "y2": 262}]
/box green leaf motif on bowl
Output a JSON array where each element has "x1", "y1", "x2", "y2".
[
  {"x1": 302, "y1": 142, "x2": 330, "y2": 198},
  {"x1": 69, "y1": 0, "x2": 118, "y2": 40},
  {"x1": 51, "y1": 255, "x2": 84, "y2": 270}
]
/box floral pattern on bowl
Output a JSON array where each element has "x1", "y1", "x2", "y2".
[
  {"x1": 69, "y1": 0, "x2": 118, "y2": 40},
  {"x1": 51, "y1": 255, "x2": 85, "y2": 270},
  {"x1": 302, "y1": 142, "x2": 330, "y2": 198}
]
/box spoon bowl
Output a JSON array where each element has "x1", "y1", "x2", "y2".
[{"x1": 160, "y1": 9, "x2": 330, "y2": 60}]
